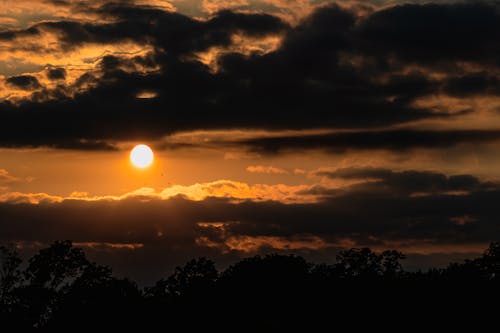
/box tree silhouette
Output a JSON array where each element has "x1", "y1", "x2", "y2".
[
  {"x1": 334, "y1": 247, "x2": 406, "y2": 279},
  {"x1": 49, "y1": 262, "x2": 142, "y2": 330},
  {"x1": 381, "y1": 250, "x2": 406, "y2": 278},
  {"x1": 216, "y1": 254, "x2": 312, "y2": 329},
  {"x1": 0, "y1": 244, "x2": 23, "y2": 326},
  {"x1": 478, "y1": 241, "x2": 500, "y2": 280},
  {"x1": 221, "y1": 254, "x2": 311, "y2": 290},
  {"x1": 1, "y1": 240, "x2": 499, "y2": 329},
  {"x1": 24, "y1": 240, "x2": 89, "y2": 290},
  {"x1": 0, "y1": 245, "x2": 22, "y2": 304},
  {"x1": 335, "y1": 247, "x2": 383, "y2": 279},
  {"x1": 147, "y1": 257, "x2": 218, "y2": 298},
  {"x1": 12, "y1": 240, "x2": 91, "y2": 328}
]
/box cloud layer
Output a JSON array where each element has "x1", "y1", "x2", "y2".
[
  {"x1": 1, "y1": 2, "x2": 500, "y2": 150},
  {"x1": 1, "y1": 167, "x2": 498, "y2": 282}
]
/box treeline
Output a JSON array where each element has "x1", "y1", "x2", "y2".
[{"x1": 1, "y1": 241, "x2": 500, "y2": 330}]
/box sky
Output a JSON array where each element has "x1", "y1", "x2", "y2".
[{"x1": 2, "y1": 0, "x2": 500, "y2": 283}]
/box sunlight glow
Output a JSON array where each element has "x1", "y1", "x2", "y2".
[{"x1": 130, "y1": 144, "x2": 154, "y2": 168}]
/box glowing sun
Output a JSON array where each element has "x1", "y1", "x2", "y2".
[{"x1": 130, "y1": 144, "x2": 154, "y2": 168}]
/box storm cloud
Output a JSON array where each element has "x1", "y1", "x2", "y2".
[{"x1": 1, "y1": 2, "x2": 499, "y2": 149}]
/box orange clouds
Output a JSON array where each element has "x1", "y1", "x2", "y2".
[
  {"x1": 196, "y1": 234, "x2": 330, "y2": 253},
  {"x1": 0, "y1": 0, "x2": 175, "y2": 29},
  {"x1": 199, "y1": 0, "x2": 318, "y2": 23},
  {"x1": 136, "y1": 90, "x2": 158, "y2": 99},
  {"x1": 0, "y1": 191, "x2": 64, "y2": 204},
  {"x1": 0, "y1": 42, "x2": 156, "y2": 102},
  {"x1": 1, "y1": 164, "x2": 494, "y2": 206},
  {"x1": 0, "y1": 169, "x2": 19, "y2": 184},
  {"x1": 192, "y1": 34, "x2": 282, "y2": 72},
  {"x1": 161, "y1": 128, "x2": 335, "y2": 148},
  {"x1": 222, "y1": 235, "x2": 330, "y2": 252},
  {"x1": 196, "y1": 220, "x2": 333, "y2": 253},
  {"x1": 157, "y1": 180, "x2": 317, "y2": 203},
  {"x1": 201, "y1": 0, "x2": 249, "y2": 14},
  {"x1": 246, "y1": 165, "x2": 288, "y2": 174},
  {"x1": 73, "y1": 242, "x2": 145, "y2": 250},
  {"x1": 0, "y1": 179, "x2": 321, "y2": 205},
  {"x1": 196, "y1": 231, "x2": 489, "y2": 256}
]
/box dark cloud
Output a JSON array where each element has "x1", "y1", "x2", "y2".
[
  {"x1": 0, "y1": 2, "x2": 499, "y2": 151},
  {"x1": 356, "y1": 2, "x2": 500, "y2": 65},
  {"x1": 314, "y1": 167, "x2": 494, "y2": 195},
  {"x1": 5, "y1": 75, "x2": 42, "y2": 90},
  {"x1": 0, "y1": 3, "x2": 288, "y2": 61},
  {"x1": 0, "y1": 2, "x2": 487, "y2": 149},
  {"x1": 213, "y1": 5, "x2": 445, "y2": 129},
  {"x1": 38, "y1": 6, "x2": 287, "y2": 53},
  {"x1": 45, "y1": 139, "x2": 118, "y2": 151},
  {"x1": 222, "y1": 129, "x2": 500, "y2": 154},
  {"x1": 0, "y1": 138, "x2": 118, "y2": 151},
  {"x1": 47, "y1": 67, "x2": 67, "y2": 81},
  {"x1": 443, "y1": 72, "x2": 500, "y2": 97},
  {"x1": 0, "y1": 26, "x2": 38, "y2": 41},
  {"x1": 1, "y1": 168, "x2": 500, "y2": 282}
]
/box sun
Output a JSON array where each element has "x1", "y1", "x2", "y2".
[{"x1": 130, "y1": 144, "x2": 154, "y2": 168}]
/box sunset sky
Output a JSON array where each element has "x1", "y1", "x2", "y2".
[{"x1": 2, "y1": 0, "x2": 500, "y2": 283}]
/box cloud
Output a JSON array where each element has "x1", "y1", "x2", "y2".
[
  {"x1": 355, "y1": 2, "x2": 500, "y2": 65},
  {"x1": 73, "y1": 242, "x2": 145, "y2": 250},
  {"x1": 201, "y1": 0, "x2": 251, "y2": 14},
  {"x1": 199, "y1": 0, "x2": 320, "y2": 22},
  {"x1": 294, "y1": 168, "x2": 306, "y2": 175},
  {"x1": 0, "y1": 179, "x2": 318, "y2": 204},
  {"x1": 5, "y1": 75, "x2": 42, "y2": 90},
  {"x1": 0, "y1": 167, "x2": 500, "y2": 282},
  {"x1": 196, "y1": 233, "x2": 331, "y2": 253},
  {"x1": 46, "y1": 67, "x2": 67, "y2": 81},
  {"x1": 313, "y1": 166, "x2": 495, "y2": 196},
  {"x1": 219, "y1": 129, "x2": 500, "y2": 154},
  {"x1": 0, "y1": 169, "x2": 19, "y2": 185},
  {"x1": 2, "y1": 2, "x2": 495, "y2": 149},
  {"x1": 246, "y1": 165, "x2": 288, "y2": 174},
  {"x1": 0, "y1": 191, "x2": 64, "y2": 204}
]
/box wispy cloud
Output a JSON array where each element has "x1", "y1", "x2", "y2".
[{"x1": 246, "y1": 165, "x2": 289, "y2": 174}]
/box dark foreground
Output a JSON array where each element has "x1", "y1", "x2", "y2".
[{"x1": 1, "y1": 241, "x2": 500, "y2": 330}]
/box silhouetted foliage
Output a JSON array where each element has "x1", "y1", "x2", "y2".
[
  {"x1": 0, "y1": 245, "x2": 22, "y2": 303},
  {"x1": 146, "y1": 257, "x2": 218, "y2": 299},
  {"x1": 0, "y1": 244, "x2": 22, "y2": 326},
  {"x1": 381, "y1": 250, "x2": 406, "y2": 277},
  {"x1": 2, "y1": 240, "x2": 500, "y2": 329},
  {"x1": 335, "y1": 247, "x2": 384, "y2": 279},
  {"x1": 24, "y1": 240, "x2": 89, "y2": 290}
]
